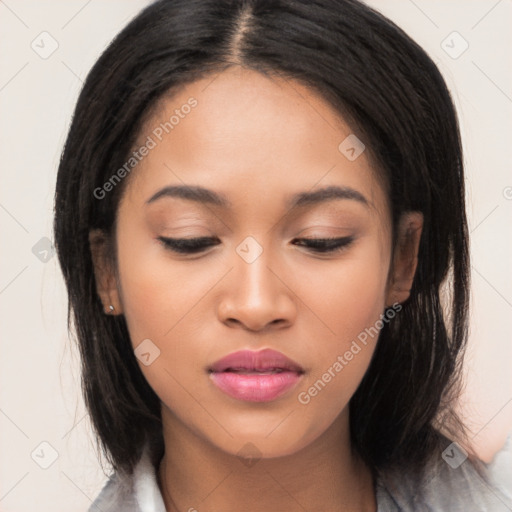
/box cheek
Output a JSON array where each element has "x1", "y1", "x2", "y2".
[
  {"x1": 297, "y1": 239, "x2": 390, "y2": 344},
  {"x1": 293, "y1": 240, "x2": 390, "y2": 406},
  {"x1": 114, "y1": 237, "x2": 218, "y2": 408},
  {"x1": 115, "y1": 232, "x2": 222, "y2": 347}
]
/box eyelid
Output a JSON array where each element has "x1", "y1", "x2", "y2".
[
  {"x1": 157, "y1": 236, "x2": 219, "y2": 254},
  {"x1": 157, "y1": 235, "x2": 355, "y2": 255},
  {"x1": 292, "y1": 235, "x2": 354, "y2": 254}
]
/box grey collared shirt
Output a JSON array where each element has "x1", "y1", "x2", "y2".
[{"x1": 89, "y1": 434, "x2": 512, "y2": 512}]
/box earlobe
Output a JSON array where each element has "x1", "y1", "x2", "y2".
[
  {"x1": 89, "y1": 229, "x2": 123, "y2": 315},
  {"x1": 385, "y1": 212, "x2": 423, "y2": 307}
]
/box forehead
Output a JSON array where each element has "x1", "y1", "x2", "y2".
[{"x1": 121, "y1": 66, "x2": 388, "y2": 219}]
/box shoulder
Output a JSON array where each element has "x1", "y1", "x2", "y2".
[
  {"x1": 88, "y1": 472, "x2": 139, "y2": 512},
  {"x1": 376, "y1": 434, "x2": 512, "y2": 512},
  {"x1": 88, "y1": 445, "x2": 166, "y2": 512}
]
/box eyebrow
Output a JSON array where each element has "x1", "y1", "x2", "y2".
[{"x1": 145, "y1": 184, "x2": 370, "y2": 210}]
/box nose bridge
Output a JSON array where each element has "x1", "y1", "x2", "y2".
[
  {"x1": 218, "y1": 234, "x2": 295, "y2": 330},
  {"x1": 233, "y1": 234, "x2": 279, "y2": 300}
]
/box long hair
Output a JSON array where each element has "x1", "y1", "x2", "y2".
[{"x1": 54, "y1": 0, "x2": 472, "y2": 479}]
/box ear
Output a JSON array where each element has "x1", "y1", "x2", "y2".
[
  {"x1": 89, "y1": 229, "x2": 123, "y2": 315},
  {"x1": 385, "y1": 211, "x2": 423, "y2": 307}
]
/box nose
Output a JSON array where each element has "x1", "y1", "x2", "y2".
[{"x1": 217, "y1": 242, "x2": 297, "y2": 333}]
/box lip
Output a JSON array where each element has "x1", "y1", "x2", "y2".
[
  {"x1": 208, "y1": 349, "x2": 304, "y2": 402},
  {"x1": 209, "y1": 348, "x2": 304, "y2": 373}
]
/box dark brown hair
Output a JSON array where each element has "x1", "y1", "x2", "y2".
[{"x1": 54, "y1": 0, "x2": 474, "y2": 482}]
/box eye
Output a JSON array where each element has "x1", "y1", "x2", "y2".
[
  {"x1": 157, "y1": 235, "x2": 355, "y2": 255},
  {"x1": 292, "y1": 236, "x2": 354, "y2": 253},
  {"x1": 158, "y1": 236, "x2": 219, "y2": 254}
]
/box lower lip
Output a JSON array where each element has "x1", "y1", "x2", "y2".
[{"x1": 209, "y1": 371, "x2": 303, "y2": 402}]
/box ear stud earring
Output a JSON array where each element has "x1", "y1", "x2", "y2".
[{"x1": 107, "y1": 304, "x2": 115, "y2": 314}]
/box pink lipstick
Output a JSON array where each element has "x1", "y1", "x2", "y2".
[{"x1": 208, "y1": 349, "x2": 304, "y2": 402}]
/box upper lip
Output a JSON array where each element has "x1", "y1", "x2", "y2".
[{"x1": 209, "y1": 349, "x2": 304, "y2": 373}]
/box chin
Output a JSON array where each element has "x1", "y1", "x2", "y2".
[{"x1": 208, "y1": 424, "x2": 319, "y2": 461}]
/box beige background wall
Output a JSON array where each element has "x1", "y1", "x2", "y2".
[{"x1": 0, "y1": 1, "x2": 511, "y2": 510}]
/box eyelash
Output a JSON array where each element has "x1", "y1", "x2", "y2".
[{"x1": 157, "y1": 236, "x2": 355, "y2": 255}]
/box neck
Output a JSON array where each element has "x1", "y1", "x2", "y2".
[{"x1": 157, "y1": 406, "x2": 377, "y2": 512}]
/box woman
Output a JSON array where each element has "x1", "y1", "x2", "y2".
[{"x1": 53, "y1": 0, "x2": 511, "y2": 510}]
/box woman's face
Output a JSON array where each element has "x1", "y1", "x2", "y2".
[{"x1": 98, "y1": 66, "x2": 415, "y2": 458}]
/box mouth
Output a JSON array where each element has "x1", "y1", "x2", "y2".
[
  {"x1": 208, "y1": 348, "x2": 304, "y2": 374},
  {"x1": 208, "y1": 349, "x2": 304, "y2": 402},
  {"x1": 219, "y1": 368, "x2": 291, "y2": 374}
]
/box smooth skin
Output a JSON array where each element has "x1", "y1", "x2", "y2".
[{"x1": 90, "y1": 66, "x2": 423, "y2": 512}]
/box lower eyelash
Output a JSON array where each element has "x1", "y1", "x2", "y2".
[{"x1": 157, "y1": 236, "x2": 354, "y2": 254}]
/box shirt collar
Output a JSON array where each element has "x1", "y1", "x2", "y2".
[{"x1": 132, "y1": 444, "x2": 167, "y2": 512}]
